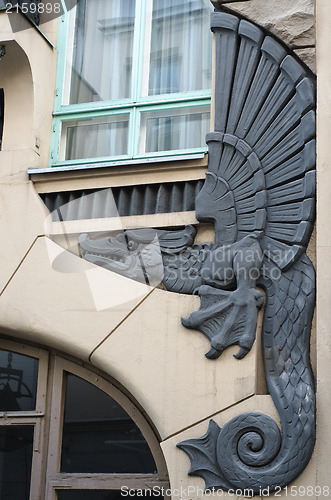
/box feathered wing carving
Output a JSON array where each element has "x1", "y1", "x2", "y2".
[
  {"x1": 177, "y1": 11, "x2": 316, "y2": 494},
  {"x1": 200, "y1": 12, "x2": 315, "y2": 256}
]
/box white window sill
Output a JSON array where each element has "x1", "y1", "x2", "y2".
[{"x1": 28, "y1": 153, "x2": 206, "y2": 175}]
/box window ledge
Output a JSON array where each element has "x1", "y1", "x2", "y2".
[
  {"x1": 29, "y1": 154, "x2": 208, "y2": 194},
  {"x1": 28, "y1": 153, "x2": 206, "y2": 175}
]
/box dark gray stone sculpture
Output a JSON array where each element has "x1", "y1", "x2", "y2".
[
  {"x1": 79, "y1": 11, "x2": 316, "y2": 494},
  {"x1": 175, "y1": 12, "x2": 316, "y2": 493}
]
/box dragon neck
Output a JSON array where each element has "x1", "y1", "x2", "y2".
[{"x1": 213, "y1": 222, "x2": 237, "y2": 246}]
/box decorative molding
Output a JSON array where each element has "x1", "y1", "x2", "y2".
[
  {"x1": 29, "y1": 155, "x2": 208, "y2": 194},
  {"x1": 40, "y1": 180, "x2": 204, "y2": 221}
]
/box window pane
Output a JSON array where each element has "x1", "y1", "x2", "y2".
[
  {"x1": 61, "y1": 374, "x2": 157, "y2": 473},
  {"x1": 58, "y1": 492, "x2": 163, "y2": 500},
  {"x1": 147, "y1": 0, "x2": 212, "y2": 96},
  {"x1": 140, "y1": 106, "x2": 210, "y2": 153},
  {"x1": 63, "y1": 115, "x2": 129, "y2": 160},
  {"x1": 0, "y1": 426, "x2": 34, "y2": 500},
  {"x1": 67, "y1": 0, "x2": 136, "y2": 104},
  {"x1": 0, "y1": 349, "x2": 38, "y2": 411}
]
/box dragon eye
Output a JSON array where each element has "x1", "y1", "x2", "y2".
[{"x1": 127, "y1": 240, "x2": 138, "y2": 251}]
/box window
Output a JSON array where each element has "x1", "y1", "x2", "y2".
[
  {"x1": 0, "y1": 342, "x2": 48, "y2": 499},
  {"x1": 0, "y1": 339, "x2": 168, "y2": 499},
  {"x1": 51, "y1": 0, "x2": 213, "y2": 167},
  {"x1": 0, "y1": 89, "x2": 4, "y2": 150}
]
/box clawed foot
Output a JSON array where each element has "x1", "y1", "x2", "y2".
[
  {"x1": 205, "y1": 345, "x2": 249, "y2": 360},
  {"x1": 181, "y1": 285, "x2": 264, "y2": 360}
]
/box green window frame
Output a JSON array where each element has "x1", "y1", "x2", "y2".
[{"x1": 50, "y1": 0, "x2": 213, "y2": 168}]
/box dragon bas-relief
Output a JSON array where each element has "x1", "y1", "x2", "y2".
[{"x1": 79, "y1": 11, "x2": 316, "y2": 495}]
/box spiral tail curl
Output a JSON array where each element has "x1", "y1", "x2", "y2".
[
  {"x1": 217, "y1": 413, "x2": 281, "y2": 472},
  {"x1": 215, "y1": 412, "x2": 293, "y2": 493}
]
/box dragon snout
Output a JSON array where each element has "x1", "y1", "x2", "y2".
[{"x1": 78, "y1": 233, "x2": 89, "y2": 255}]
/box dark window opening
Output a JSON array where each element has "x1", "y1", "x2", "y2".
[
  {"x1": 0, "y1": 426, "x2": 34, "y2": 500},
  {"x1": 58, "y1": 491, "x2": 164, "y2": 500},
  {"x1": 61, "y1": 373, "x2": 157, "y2": 474},
  {"x1": 0, "y1": 89, "x2": 4, "y2": 151},
  {"x1": 0, "y1": 349, "x2": 39, "y2": 412}
]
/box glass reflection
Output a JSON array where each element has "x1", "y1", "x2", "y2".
[
  {"x1": 68, "y1": 0, "x2": 136, "y2": 104},
  {"x1": 64, "y1": 115, "x2": 129, "y2": 160},
  {"x1": 0, "y1": 426, "x2": 34, "y2": 500},
  {"x1": 141, "y1": 107, "x2": 210, "y2": 153},
  {"x1": 0, "y1": 350, "x2": 39, "y2": 412},
  {"x1": 61, "y1": 374, "x2": 157, "y2": 473},
  {"x1": 148, "y1": 0, "x2": 213, "y2": 95}
]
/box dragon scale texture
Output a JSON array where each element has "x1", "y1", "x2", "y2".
[
  {"x1": 175, "y1": 11, "x2": 316, "y2": 491},
  {"x1": 199, "y1": 256, "x2": 316, "y2": 492}
]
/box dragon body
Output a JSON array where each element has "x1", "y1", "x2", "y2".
[
  {"x1": 176, "y1": 252, "x2": 315, "y2": 492},
  {"x1": 79, "y1": 11, "x2": 316, "y2": 494}
]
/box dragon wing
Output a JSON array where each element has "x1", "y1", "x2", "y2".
[{"x1": 199, "y1": 12, "x2": 315, "y2": 270}]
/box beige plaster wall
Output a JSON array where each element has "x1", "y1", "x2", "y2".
[
  {"x1": 0, "y1": 232, "x2": 320, "y2": 498},
  {"x1": 0, "y1": 181, "x2": 48, "y2": 292},
  {"x1": 0, "y1": 12, "x2": 58, "y2": 174},
  {"x1": 0, "y1": 12, "x2": 58, "y2": 297}
]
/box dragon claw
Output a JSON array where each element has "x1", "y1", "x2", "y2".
[
  {"x1": 205, "y1": 347, "x2": 223, "y2": 359},
  {"x1": 181, "y1": 316, "x2": 192, "y2": 328},
  {"x1": 234, "y1": 346, "x2": 250, "y2": 360},
  {"x1": 254, "y1": 289, "x2": 264, "y2": 309},
  {"x1": 181, "y1": 285, "x2": 261, "y2": 361}
]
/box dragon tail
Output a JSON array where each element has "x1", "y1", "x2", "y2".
[{"x1": 178, "y1": 253, "x2": 316, "y2": 493}]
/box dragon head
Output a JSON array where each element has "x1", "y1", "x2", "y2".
[
  {"x1": 195, "y1": 172, "x2": 237, "y2": 245},
  {"x1": 78, "y1": 229, "x2": 163, "y2": 286}
]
